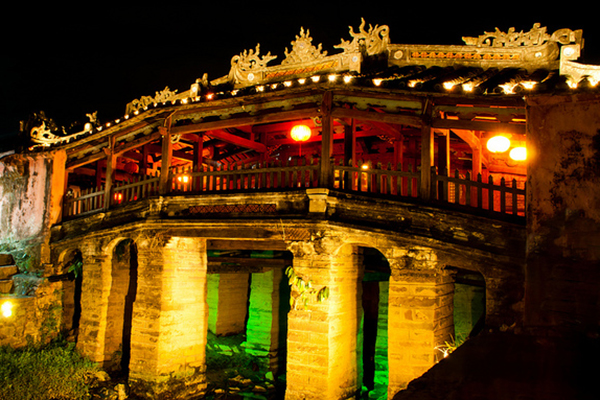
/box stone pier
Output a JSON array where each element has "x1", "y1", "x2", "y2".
[
  {"x1": 286, "y1": 242, "x2": 361, "y2": 400},
  {"x1": 207, "y1": 273, "x2": 249, "y2": 336},
  {"x1": 128, "y1": 235, "x2": 208, "y2": 399},
  {"x1": 244, "y1": 268, "x2": 284, "y2": 371},
  {"x1": 387, "y1": 248, "x2": 454, "y2": 397}
]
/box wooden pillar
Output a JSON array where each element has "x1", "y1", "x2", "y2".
[
  {"x1": 140, "y1": 144, "x2": 149, "y2": 177},
  {"x1": 159, "y1": 125, "x2": 173, "y2": 194},
  {"x1": 320, "y1": 91, "x2": 334, "y2": 188},
  {"x1": 103, "y1": 136, "x2": 116, "y2": 210},
  {"x1": 393, "y1": 134, "x2": 404, "y2": 168},
  {"x1": 437, "y1": 130, "x2": 450, "y2": 199},
  {"x1": 193, "y1": 134, "x2": 204, "y2": 171},
  {"x1": 343, "y1": 119, "x2": 356, "y2": 190},
  {"x1": 420, "y1": 125, "x2": 434, "y2": 201}
]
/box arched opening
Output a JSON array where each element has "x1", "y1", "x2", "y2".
[
  {"x1": 205, "y1": 248, "x2": 291, "y2": 397},
  {"x1": 443, "y1": 267, "x2": 486, "y2": 356},
  {"x1": 59, "y1": 249, "x2": 83, "y2": 342},
  {"x1": 359, "y1": 247, "x2": 391, "y2": 399},
  {"x1": 104, "y1": 239, "x2": 138, "y2": 376}
]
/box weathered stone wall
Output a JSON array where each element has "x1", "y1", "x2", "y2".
[
  {"x1": 526, "y1": 93, "x2": 600, "y2": 335},
  {"x1": 0, "y1": 151, "x2": 65, "y2": 269}
]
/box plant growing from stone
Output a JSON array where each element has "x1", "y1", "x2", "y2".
[{"x1": 285, "y1": 266, "x2": 329, "y2": 310}]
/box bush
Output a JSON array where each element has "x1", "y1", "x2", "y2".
[{"x1": 0, "y1": 341, "x2": 99, "y2": 400}]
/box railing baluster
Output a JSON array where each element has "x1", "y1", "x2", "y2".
[
  {"x1": 500, "y1": 177, "x2": 506, "y2": 214},
  {"x1": 488, "y1": 175, "x2": 494, "y2": 212},
  {"x1": 512, "y1": 179, "x2": 518, "y2": 215},
  {"x1": 477, "y1": 173, "x2": 483, "y2": 209}
]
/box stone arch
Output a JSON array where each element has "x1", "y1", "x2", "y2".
[{"x1": 444, "y1": 266, "x2": 486, "y2": 350}]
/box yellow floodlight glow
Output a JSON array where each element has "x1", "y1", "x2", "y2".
[
  {"x1": 2, "y1": 301, "x2": 13, "y2": 318},
  {"x1": 487, "y1": 136, "x2": 511, "y2": 153},
  {"x1": 372, "y1": 78, "x2": 383, "y2": 86},
  {"x1": 509, "y1": 147, "x2": 527, "y2": 161}
]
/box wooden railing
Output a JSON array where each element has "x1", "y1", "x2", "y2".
[
  {"x1": 334, "y1": 160, "x2": 420, "y2": 198},
  {"x1": 63, "y1": 160, "x2": 525, "y2": 220},
  {"x1": 112, "y1": 173, "x2": 160, "y2": 206},
  {"x1": 63, "y1": 187, "x2": 105, "y2": 218},
  {"x1": 170, "y1": 159, "x2": 320, "y2": 193},
  {"x1": 432, "y1": 167, "x2": 526, "y2": 216}
]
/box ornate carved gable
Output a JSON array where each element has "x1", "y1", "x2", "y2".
[{"x1": 282, "y1": 28, "x2": 327, "y2": 65}]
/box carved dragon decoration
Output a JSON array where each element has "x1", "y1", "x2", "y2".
[
  {"x1": 335, "y1": 18, "x2": 390, "y2": 56},
  {"x1": 228, "y1": 44, "x2": 277, "y2": 85},
  {"x1": 125, "y1": 86, "x2": 178, "y2": 115},
  {"x1": 462, "y1": 23, "x2": 582, "y2": 48}
]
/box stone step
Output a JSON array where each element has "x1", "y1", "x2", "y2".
[
  {"x1": 0, "y1": 254, "x2": 15, "y2": 267},
  {"x1": 0, "y1": 279, "x2": 13, "y2": 294},
  {"x1": 0, "y1": 265, "x2": 18, "y2": 280}
]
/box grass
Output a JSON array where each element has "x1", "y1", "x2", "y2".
[{"x1": 0, "y1": 340, "x2": 99, "y2": 400}]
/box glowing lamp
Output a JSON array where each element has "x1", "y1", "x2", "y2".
[
  {"x1": 114, "y1": 193, "x2": 123, "y2": 202},
  {"x1": 290, "y1": 124, "x2": 312, "y2": 142},
  {"x1": 509, "y1": 147, "x2": 527, "y2": 161},
  {"x1": 177, "y1": 174, "x2": 190, "y2": 184},
  {"x1": 2, "y1": 301, "x2": 13, "y2": 318},
  {"x1": 487, "y1": 136, "x2": 511, "y2": 153}
]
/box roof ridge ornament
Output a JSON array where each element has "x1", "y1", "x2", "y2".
[
  {"x1": 462, "y1": 23, "x2": 582, "y2": 48},
  {"x1": 282, "y1": 27, "x2": 327, "y2": 65},
  {"x1": 126, "y1": 86, "x2": 178, "y2": 115},
  {"x1": 228, "y1": 44, "x2": 277, "y2": 85},
  {"x1": 335, "y1": 18, "x2": 390, "y2": 56}
]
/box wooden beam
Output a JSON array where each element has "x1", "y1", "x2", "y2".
[
  {"x1": 332, "y1": 107, "x2": 423, "y2": 128},
  {"x1": 114, "y1": 131, "x2": 162, "y2": 156},
  {"x1": 170, "y1": 108, "x2": 319, "y2": 136},
  {"x1": 432, "y1": 119, "x2": 526, "y2": 135},
  {"x1": 205, "y1": 129, "x2": 267, "y2": 153}
]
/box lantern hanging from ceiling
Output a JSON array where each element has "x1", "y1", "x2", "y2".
[
  {"x1": 509, "y1": 147, "x2": 527, "y2": 161},
  {"x1": 486, "y1": 135, "x2": 511, "y2": 153},
  {"x1": 290, "y1": 124, "x2": 312, "y2": 142}
]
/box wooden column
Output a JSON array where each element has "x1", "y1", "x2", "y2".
[
  {"x1": 320, "y1": 91, "x2": 334, "y2": 188},
  {"x1": 343, "y1": 119, "x2": 356, "y2": 190},
  {"x1": 158, "y1": 125, "x2": 173, "y2": 194},
  {"x1": 437, "y1": 130, "x2": 450, "y2": 199},
  {"x1": 420, "y1": 124, "x2": 434, "y2": 201},
  {"x1": 140, "y1": 144, "x2": 149, "y2": 177},
  {"x1": 103, "y1": 136, "x2": 117, "y2": 210},
  {"x1": 193, "y1": 134, "x2": 204, "y2": 171}
]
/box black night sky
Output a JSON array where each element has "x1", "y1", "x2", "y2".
[{"x1": 2, "y1": 3, "x2": 598, "y2": 149}]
